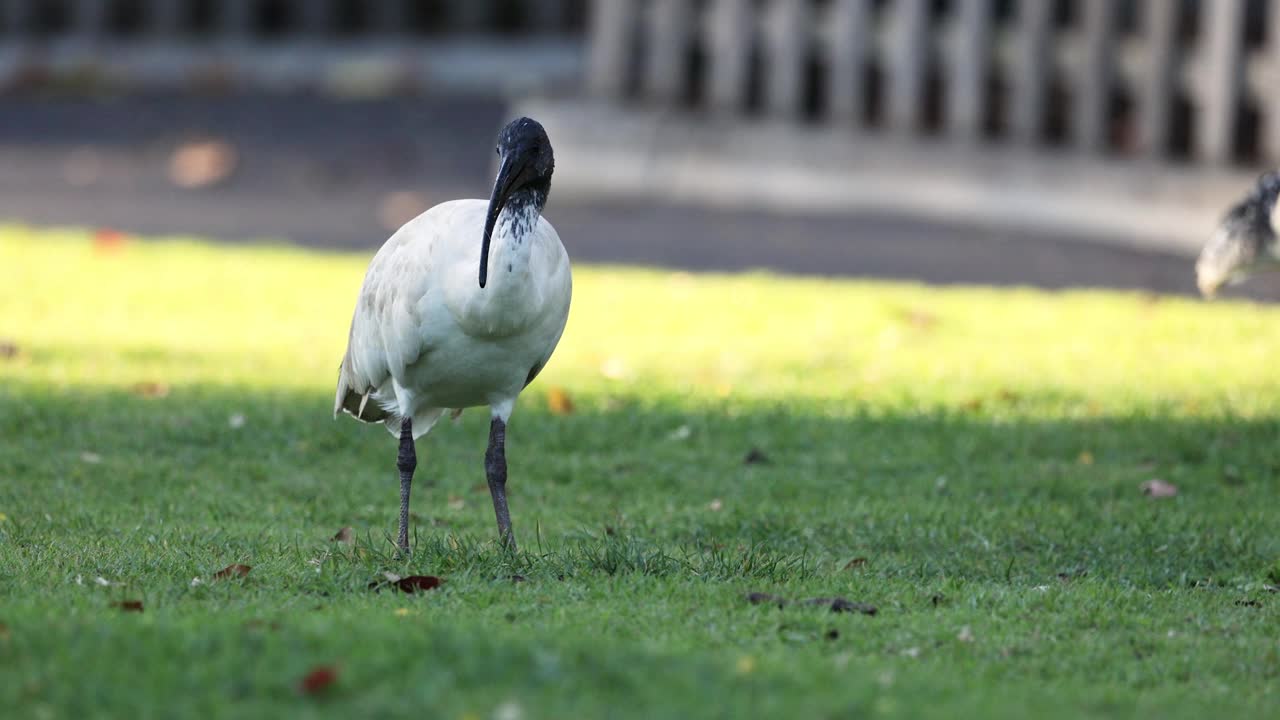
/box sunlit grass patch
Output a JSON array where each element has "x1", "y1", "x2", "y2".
[{"x1": 2, "y1": 227, "x2": 1279, "y2": 718}]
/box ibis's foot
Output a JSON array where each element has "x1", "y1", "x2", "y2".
[
  {"x1": 485, "y1": 417, "x2": 516, "y2": 551},
  {"x1": 396, "y1": 416, "x2": 416, "y2": 556}
]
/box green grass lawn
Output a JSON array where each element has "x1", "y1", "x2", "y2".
[{"x1": 2, "y1": 225, "x2": 1279, "y2": 718}]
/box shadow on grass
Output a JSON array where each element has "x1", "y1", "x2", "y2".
[{"x1": 1, "y1": 384, "x2": 1277, "y2": 592}]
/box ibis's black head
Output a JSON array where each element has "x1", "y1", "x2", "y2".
[
  {"x1": 480, "y1": 116, "x2": 555, "y2": 288},
  {"x1": 1196, "y1": 170, "x2": 1280, "y2": 298}
]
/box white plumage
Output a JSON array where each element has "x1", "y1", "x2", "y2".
[
  {"x1": 334, "y1": 199, "x2": 571, "y2": 435},
  {"x1": 334, "y1": 117, "x2": 570, "y2": 552}
]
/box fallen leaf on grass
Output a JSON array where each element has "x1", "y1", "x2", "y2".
[
  {"x1": 896, "y1": 308, "x2": 938, "y2": 330},
  {"x1": 0, "y1": 340, "x2": 19, "y2": 360},
  {"x1": 297, "y1": 665, "x2": 338, "y2": 695},
  {"x1": 843, "y1": 557, "x2": 868, "y2": 570},
  {"x1": 92, "y1": 228, "x2": 130, "y2": 253},
  {"x1": 546, "y1": 387, "x2": 574, "y2": 415},
  {"x1": 331, "y1": 527, "x2": 354, "y2": 544},
  {"x1": 130, "y1": 381, "x2": 170, "y2": 398},
  {"x1": 1141, "y1": 479, "x2": 1178, "y2": 498},
  {"x1": 1077, "y1": 451, "x2": 1094, "y2": 465},
  {"x1": 169, "y1": 139, "x2": 237, "y2": 189},
  {"x1": 956, "y1": 625, "x2": 975, "y2": 642},
  {"x1": 746, "y1": 592, "x2": 788, "y2": 608},
  {"x1": 802, "y1": 598, "x2": 878, "y2": 615},
  {"x1": 394, "y1": 576, "x2": 443, "y2": 593},
  {"x1": 111, "y1": 600, "x2": 144, "y2": 612},
  {"x1": 747, "y1": 592, "x2": 876, "y2": 615},
  {"x1": 213, "y1": 564, "x2": 252, "y2": 581},
  {"x1": 707, "y1": 499, "x2": 723, "y2": 512},
  {"x1": 368, "y1": 574, "x2": 444, "y2": 594},
  {"x1": 743, "y1": 447, "x2": 771, "y2": 465}
]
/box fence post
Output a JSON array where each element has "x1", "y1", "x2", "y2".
[
  {"x1": 152, "y1": 0, "x2": 185, "y2": 36},
  {"x1": 886, "y1": 0, "x2": 928, "y2": 133},
  {"x1": 643, "y1": 0, "x2": 691, "y2": 103},
  {"x1": 587, "y1": 0, "x2": 637, "y2": 99},
  {"x1": 1073, "y1": 0, "x2": 1115, "y2": 153},
  {"x1": 1137, "y1": 0, "x2": 1178, "y2": 159},
  {"x1": 946, "y1": 0, "x2": 990, "y2": 142},
  {"x1": 1197, "y1": 0, "x2": 1245, "y2": 164},
  {"x1": 826, "y1": 0, "x2": 868, "y2": 127},
  {"x1": 298, "y1": 0, "x2": 331, "y2": 36},
  {"x1": 1010, "y1": 0, "x2": 1052, "y2": 145},
  {"x1": 219, "y1": 0, "x2": 253, "y2": 39},
  {"x1": 1268, "y1": 0, "x2": 1280, "y2": 164},
  {"x1": 447, "y1": 0, "x2": 489, "y2": 30},
  {"x1": 764, "y1": 0, "x2": 810, "y2": 119},
  {"x1": 70, "y1": 0, "x2": 107, "y2": 40},
  {"x1": 527, "y1": 0, "x2": 567, "y2": 32},
  {"x1": 1, "y1": 0, "x2": 31, "y2": 35},
  {"x1": 707, "y1": 0, "x2": 752, "y2": 112},
  {"x1": 370, "y1": 0, "x2": 406, "y2": 34}
]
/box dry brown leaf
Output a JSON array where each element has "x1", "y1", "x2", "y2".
[
  {"x1": 546, "y1": 386, "x2": 574, "y2": 415},
  {"x1": 1141, "y1": 479, "x2": 1178, "y2": 498},
  {"x1": 130, "y1": 381, "x2": 171, "y2": 398},
  {"x1": 169, "y1": 139, "x2": 237, "y2": 189},
  {"x1": 112, "y1": 600, "x2": 144, "y2": 612},
  {"x1": 377, "y1": 191, "x2": 429, "y2": 232},
  {"x1": 843, "y1": 557, "x2": 868, "y2": 570},
  {"x1": 92, "y1": 228, "x2": 129, "y2": 254},
  {"x1": 0, "y1": 340, "x2": 19, "y2": 360},
  {"x1": 213, "y1": 564, "x2": 252, "y2": 581},
  {"x1": 331, "y1": 527, "x2": 354, "y2": 544}
]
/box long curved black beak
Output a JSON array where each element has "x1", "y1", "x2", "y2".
[{"x1": 480, "y1": 155, "x2": 519, "y2": 289}]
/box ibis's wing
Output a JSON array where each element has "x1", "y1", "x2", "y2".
[{"x1": 334, "y1": 211, "x2": 441, "y2": 422}]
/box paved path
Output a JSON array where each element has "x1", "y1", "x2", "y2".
[{"x1": 2, "y1": 92, "x2": 1276, "y2": 300}]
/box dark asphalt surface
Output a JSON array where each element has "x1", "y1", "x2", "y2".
[{"x1": 4, "y1": 92, "x2": 1278, "y2": 300}]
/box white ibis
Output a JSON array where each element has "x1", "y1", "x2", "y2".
[
  {"x1": 334, "y1": 117, "x2": 571, "y2": 553},
  {"x1": 1196, "y1": 171, "x2": 1280, "y2": 298}
]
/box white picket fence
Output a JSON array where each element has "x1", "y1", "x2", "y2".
[{"x1": 587, "y1": 0, "x2": 1280, "y2": 167}]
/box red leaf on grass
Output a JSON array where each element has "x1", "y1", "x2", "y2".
[
  {"x1": 395, "y1": 575, "x2": 444, "y2": 593},
  {"x1": 112, "y1": 600, "x2": 144, "y2": 612},
  {"x1": 213, "y1": 564, "x2": 252, "y2": 581},
  {"x1": 92, "y1": 228, "x2": 130, "y2": 253},
  {"x1": 298, "y1": 665, "x2": 338, "y2": 695}
]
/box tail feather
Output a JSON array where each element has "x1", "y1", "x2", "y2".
[{"x1": 334, "y1": 359, "x2": 392, "y2": 423}]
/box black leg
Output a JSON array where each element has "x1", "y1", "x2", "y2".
[
  {"x1": 396, "y1": 416, "x2": 415, "y2": 555},
  {"x1": 485, "y1": 417, "x2": 515, "y2": 550}
]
